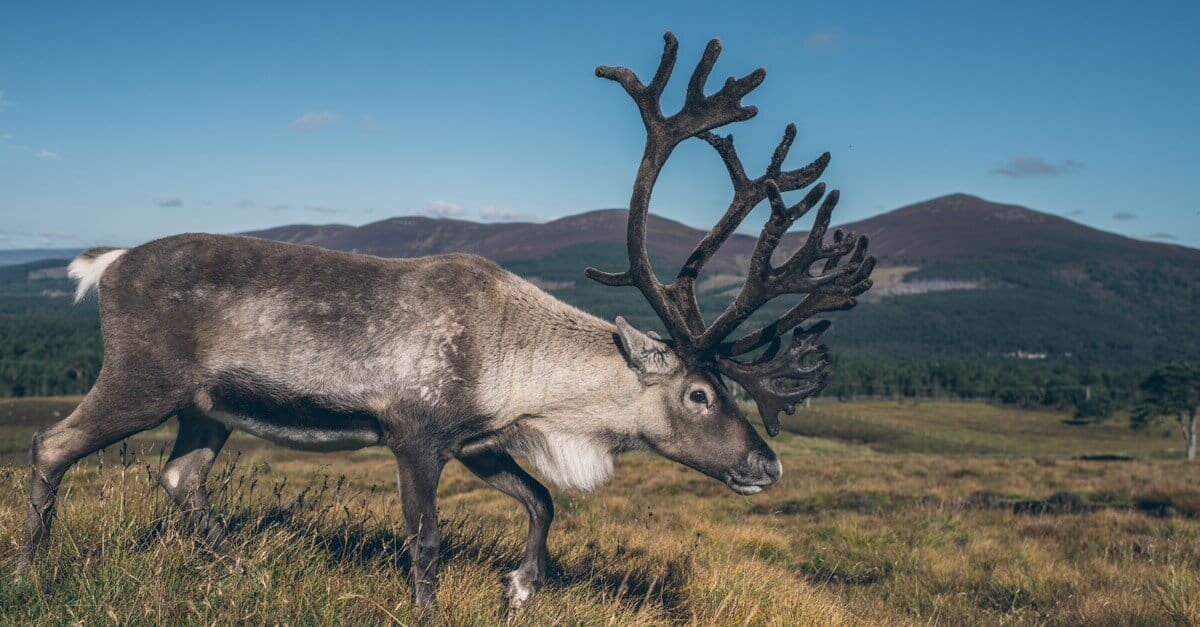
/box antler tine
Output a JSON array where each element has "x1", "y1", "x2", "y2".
[
  {"x1": 699, "y1": 183, "x2": 877, "y2": 356},
  {"x1": 717, "y1": 238, "x2": 875, "y2": 357},
  {"x1": 693, "y1": 182, "x2": 829, "y2": 353},
  {"x1": 767, "y1": 123, "x2": 797, "y2": 178},
  {"x1": 594, "y1": 33, "x2": 678, "y2": 113},
  {"x1": 686, "y1": 39, "x2": 722, "y2": 110},
  {"x1": 587, "y1": 32, "x2": 770, "y2": 350},
  {"x1": 665, "y1": 127, "x2": 830, "y2": 336},
  {"x1": 591, "y1": 33, "x2": 875, "y2": 433},
  {"x1": 717, "y1": 322, "x2": 833, "y2": 436}
]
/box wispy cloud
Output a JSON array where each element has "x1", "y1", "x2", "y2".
[
  {"x1": 420, "y1": 200, "x2": 466, "y2": 218},
  {"x1": 1112, "y1": 211, "x2": 1137, "y2": 221},
  {"x1": 303, "y1": 205, "x2": 349, "y2": 215},
  {"x1": 0, "y1": 229, "x2": 76, "y2": 245},
  {"x1": 154, "y1": 196, "x2": 184, "y2": 207},
  {"x1": 989, "y1": 156, "x2": 1081, "y2": 178},
  {"x1": 804, "y1": 30, "x2": 841, "y2": 50},
  {"x1": 479, "y1": 206, "x2": 542, "y2": 223},
  {"x1": 0, "y1": 90, "x2": 9, "y2": 111},
  {"x1": 290, "y1": 111, "x2": 339, "y2": 131},
  {"x1": 237, "y1": 200, "x2": 257, "y2": 209},
  {"x1": 269, "y1": 203, "x2": 290, "y2": 211},
  {"x1": 361, "y1": 115, "x2": 384, "y2": 132},
  {"x1": 1064, "y1": 209, "x2": 1083, "y2": 217},
  {"x1": 36, "y1": 148, "x2": 60, "y2": 159},
  {"x1": 1145, "y1": 232, "x2": 1176, "y2": 241}
]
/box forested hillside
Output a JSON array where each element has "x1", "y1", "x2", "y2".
[{"x1": 1, "y1": 194, "x2": 1196, "y2": 410}]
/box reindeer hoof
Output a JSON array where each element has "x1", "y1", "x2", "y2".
[
  {"x1": 203, "y1": 545, "x2": 246, "y2": 577},
  {"x1": 504, "y1": 569, "x2": 542, "y2": 613}
]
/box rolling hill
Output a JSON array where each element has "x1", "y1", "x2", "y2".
[
  {"x1": 3, "y1": 194, "x2": 1197, "y2": 374},
  {"x1": 838, "y1": 193, "x2": 1197, "y2": 268},
  {"x1": 243, "y1": 193, "x2": 1197, "y2": 273},
  {"x1": 236, "y1": 194, "x2": 1200, "y2": 369}
]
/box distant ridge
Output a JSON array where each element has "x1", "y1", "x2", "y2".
[
  {"x1": 0, "y1": 248, "x2": 82, "y2": 267},
  {"x1": 236, "y1": 196, "x2": 1199, "y2": 367},
  {"x1": 245, "y1": 209, "x2": 764, "y2": 275},
  {"x1": 836, "y1": 193, "x2": 1196, "y2": 267},
  {"x1": 242, "y1": 194, "x2": 1198, "y2": 271},
  {"x1": 4, "y1": 193, "x2": 1197, "y2": 368},
  {"x1": 4, "y1": 195, "x2": 1194, "y2": 273}
]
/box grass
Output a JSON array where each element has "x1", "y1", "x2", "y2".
[{"x1": 1, "y1": 397, "x2": 1199, "y2": 624}]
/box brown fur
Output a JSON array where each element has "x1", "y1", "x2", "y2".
[{"x1": 22, "y1": 233, "x2": 779, "y2": 611}]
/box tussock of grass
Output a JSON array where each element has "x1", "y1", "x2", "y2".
[{"x1": 1, "y1": 398, "x2": 1199, "y2": 624}]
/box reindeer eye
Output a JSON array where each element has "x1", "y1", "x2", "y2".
[{"x1": 689, "y1": 390, "x2": 708, "y2": 405}]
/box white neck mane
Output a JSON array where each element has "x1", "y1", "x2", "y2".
[{"x1": 503, "y1": 426, "x2": 614, "y2": 492}]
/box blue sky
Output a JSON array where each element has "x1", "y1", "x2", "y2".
[{"x1": 1, "y1": 1, "x2": 1197, "y2": 249}]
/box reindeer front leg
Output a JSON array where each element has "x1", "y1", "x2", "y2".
[
  {"x1": 458, "y1": 449, "x2": 554, "y2": 612},
  {"x1": 391, "y1": 444, "x2": 445, "y2": 612}
]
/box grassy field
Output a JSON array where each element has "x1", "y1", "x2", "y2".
[{"x1": 1, "y1": 397, "x2": 1199, "y2": 625}]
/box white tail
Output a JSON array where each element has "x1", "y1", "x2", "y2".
[{"x1": 68, "y1": 248, "x2": 127, "y2": 303}]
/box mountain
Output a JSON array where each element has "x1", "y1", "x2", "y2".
[
  {"x1": 836, "y1": 193, "x2": 1196, "y2": 268},
  {"x1": 0, "y1": 248, "x2": 82, "y2": 267},
  {"x1": 239, "y1": 194, "x2": 1197, "y2": 368},
  {"x1": 4, "y1": 194, "x2": 1196, "y2": 369},
  {"x1": 244, "y1": 210, "x2": 762, "y2": 276},
  {"x1": 245, "y1": 194, "x2": 1197, "y2": 273}
]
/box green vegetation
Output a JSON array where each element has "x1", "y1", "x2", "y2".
[
  {"x1": 2, "y1": 398, "x2": 1199, "y2": 624},
  {"x1": 0, "y1": 263, "x2": 102, "y2": 397},
  {"x1": 1132, "y1": 362, "x2": 1200, "y2": 460},
  {"x1": 1, "y1": 247, "x2": 1196, "y2": 414}
]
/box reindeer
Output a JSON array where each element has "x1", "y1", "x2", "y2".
[{"x1": 21, "y1": 33, "x2": 873, "y2": 612}]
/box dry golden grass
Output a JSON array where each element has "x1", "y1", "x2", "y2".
[{"x1": 1, "y1": 398, "x2": 1199, "y2": 625}]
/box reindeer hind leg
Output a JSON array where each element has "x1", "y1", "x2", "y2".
[
  {"x1": 160, "y1": 406, "x2": 231, "y2": 550},
  {"x1": 22, "y1": 376, "x2": 189, "y2": 566}
]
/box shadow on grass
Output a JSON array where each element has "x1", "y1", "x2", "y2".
[
  {"x1": 750, "y1": 488, "x2": 1200, "y2": 519},
  {"x1": 211, "y1": 505, "x2": 693, "y2": 616},
  {"x1": 544, "y1": 540, "x2": 693, "y2": 618}
]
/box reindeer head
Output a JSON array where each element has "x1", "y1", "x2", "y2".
[
  {"x1": 611, "y1": 316, "x2": 780, "y2": 494},
  {"x1": 592, "y1": 33, "x2": 875, "y2": 493}
]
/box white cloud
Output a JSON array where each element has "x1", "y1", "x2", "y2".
[
  {"x1": 154, "y1": 196, "x2": 184, "y2": 207},
  {"x1": 361, "y1": 115, "x2": 384, "y2": 132},
  {"x1": 0, "y1": 90, "x2": 9, "y2": 111},
  {"x1": 304, "y1": 205, "x2": 349, "y2": 215},
  {"x1": 990, "y1": 156, "x2": 1081, "y2": 178},
  {"x1": 290, "y1": 111, "x2": 339, "y2": 131},
  {"x1": 804, "y1": 30, "x2": 840, "y2": 50},
  {"x1": 421, "y1": 200, "x2": 466, "y2": 218},
  {"x1": 479, "y1": 206, "x2": 542, "y2": 222},
  {"x1": 1, "y1": 132, "x2": 10, "y2": 142},
  {"x1": 36, "y1": 148, "x2": 60, "y2": 159}
]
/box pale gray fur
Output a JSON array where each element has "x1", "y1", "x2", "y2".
[{"x1": 25, "y1": 234, "x2": 782, "y2": 614}]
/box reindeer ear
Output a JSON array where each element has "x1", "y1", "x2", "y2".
[{"x1": 614, "y1": 317, "x2": 677, "y2": 379}]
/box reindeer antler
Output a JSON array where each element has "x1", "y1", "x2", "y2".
[{"x1": 589, "y1": 33, "x2": 875, "y2": 436}]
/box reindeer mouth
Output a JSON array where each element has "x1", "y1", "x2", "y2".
[
  {"x1": 725, "y1": 474, "x2": 774, "y2": 495},
  {"x1": 728, "y1": 481, "x2": 765, "y2": 495}
]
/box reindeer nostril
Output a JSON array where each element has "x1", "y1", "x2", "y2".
[
  {"x1": 745, "y1": 451, "x2": 781, "y2": 483},
  {"x1": 763, "y1": 456, "x2": 783, "y2": 482}
]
